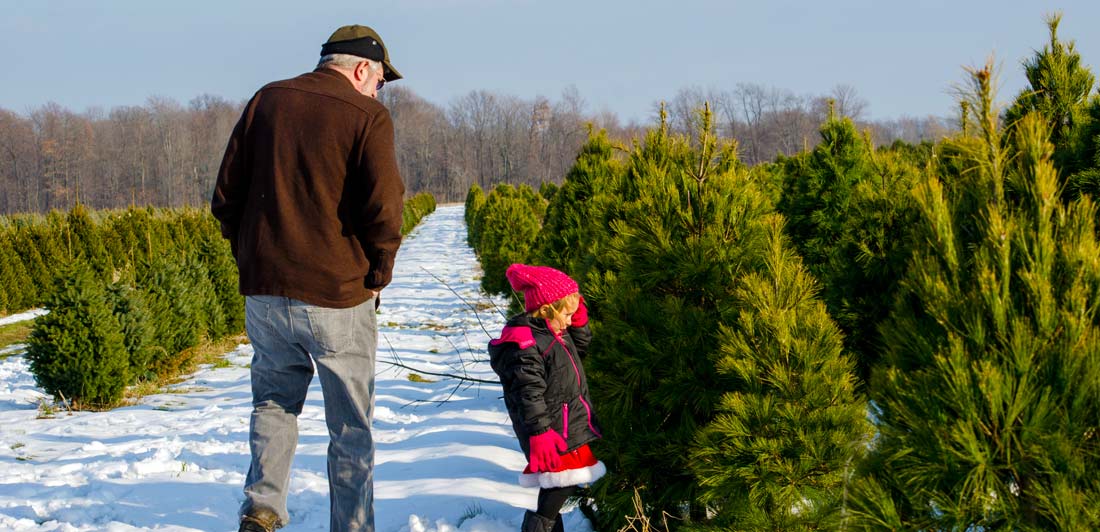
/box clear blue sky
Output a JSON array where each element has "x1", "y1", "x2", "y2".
[{"x1": 2, "y1": 0, "x2": 1098, "y2": 122}]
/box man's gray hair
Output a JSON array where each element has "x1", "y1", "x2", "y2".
[{"x1": 318, "y1": 53, "x2": 382, "y2": 74}]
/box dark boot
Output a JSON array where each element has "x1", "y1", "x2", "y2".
[
  {"x1": 239, "y1": 507, "x2": 280, "y2": 532},
  {"x1": 521, "y1": 510, "x2": 557, "y2": 532}
]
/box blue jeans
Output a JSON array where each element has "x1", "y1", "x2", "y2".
[{"x1": 240, "y1": 295, "x2": 378, "y2": 532}]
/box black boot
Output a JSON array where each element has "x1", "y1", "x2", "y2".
[{"x1": 521, "y1": 510, "x2": 557, "y2": 532}]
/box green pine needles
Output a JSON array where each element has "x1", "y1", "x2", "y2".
[
  {"x1": 26, "y1": 264, "x2": 130, "y2": 408},
  {"x1": 690, "y1": 214, "x2": 869, "y2": 531},
  {"x1": 1005, "y1": 13, "x2": 1098, "y2": 198},
  {"x1": 582, "y1": 107, "x2": 867, "y2": 530},
  {"x1": 463, "y1": 184, "x2": 487, "y2": 249},
  {"x1": 533, "y1": 128, "x2": 620, "y2": 285},
  {"x1": 8, "y1": 193, "x2": 436, "y2": 409},
  {"x1": 458, "y1": 15, "x2": 1100, "y2": 530},
  {"x1": 857, "y1": 61, "x2": 1100, "y2": 530},
  {"x1": 775, "y1": 107, "x2": 921, "y2": 385},
  {"x1": 467, "y1": 183, "x2": 546, "y2": 301},
  {"x1": 402, "y1": 192, "x2": 437, "y2": 236},
  {"x1": 467, "y1": 107, "x2": 869, "y2": 530}
]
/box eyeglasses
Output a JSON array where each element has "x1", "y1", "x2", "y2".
[{"x1": 376, "y1": 78, "x2": 386, "y2": 91}]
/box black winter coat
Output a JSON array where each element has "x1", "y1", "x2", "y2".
[{"x1": 488, "y1": 314, "x2": 602, "y2": 457}]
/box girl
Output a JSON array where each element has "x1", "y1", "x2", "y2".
[{"x1": 489, "y1": 263, "x2": 606, "y2": 532}]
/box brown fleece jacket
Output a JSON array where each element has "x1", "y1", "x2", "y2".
[{"x1": 211, "y1": 68, "x2": 405, "y2": 308}]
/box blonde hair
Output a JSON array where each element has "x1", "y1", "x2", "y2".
[{"x1": 528, "y1": 292, "x2": 580, "y2": 321}]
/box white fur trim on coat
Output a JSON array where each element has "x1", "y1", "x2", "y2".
[{"x1": 519, "y1": 461, "x2": 606, "y2": 489}]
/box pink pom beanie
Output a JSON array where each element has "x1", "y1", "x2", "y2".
[{"x1": 505, "y1": 264, "x2": 579, "y2": 312}]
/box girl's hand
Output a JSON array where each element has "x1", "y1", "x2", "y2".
[
  {"x1": 528, "y1": 430, "x2": 567, "y2": 472},
  {"x1": 570, "y1": 296, "x2": 588, "y2": 327}
]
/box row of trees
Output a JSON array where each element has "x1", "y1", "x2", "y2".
[
  {"x1": 465, "y1": 15, "x2": 1100, "y2": 531},
  {"x1": 468, "y1": 108, "x2": 870, "y2": 530},
  {"x1": 0, "y1": 205, "x2": 232, "y2": 316},
  {"x1": 12, "y1": 193, "x2": 436, "y2": 407},
  {"x1": 17, "y1": 206, "x2": 241, "y2": 407},
  {"x1": 1, "y1": 75, "x2": 952, "y2": 216},
  {"x1": 401, "y1": 192, "x2": 439, "y2": 235}
]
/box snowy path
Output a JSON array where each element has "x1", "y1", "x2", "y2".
[{"x1": 0, "y1": 205, "x2": 589, "y2": 532}]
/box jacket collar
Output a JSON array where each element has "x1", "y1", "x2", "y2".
[
  {"x1": 309, "y1": 67, "x2": 362, "y2": 95},
  {"x1": 509, "y1": 314, "x2": 561, "y2": 338}
]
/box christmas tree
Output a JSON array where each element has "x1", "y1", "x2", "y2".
[
  {"x1": 691, "y1": 215, "x2": 868, "y2": 531},
  {"x1": 533, "y1": 129, "x2": 621, "y2": 290},
  {"x1": 65, "y1": 204, "x2": 114, "y2": 280},
  {"x1": 26, "y1": 264, "x2": 130, "y2": 407},
  {"x1": 858, "y1": 62, "x2": 1100, "y2": 530},
  {"x1": 464, "y1": 184, "x2": 487, "y2": 250},
  {"x1": 585, "y1": 107, "x2": 867, "y2": 529},
  {"x1": 472, "y1": 184, "x2": 545, "y2": 298},
  {"x1": 774, "y1": 106, "x2": 920, "y2": 384},
  {"x1": 1005, "y1": 13, "x2": 1099, "y2": 199}
]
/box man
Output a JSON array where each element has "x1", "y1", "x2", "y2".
[{"x1": 211, "y1": 24, "x2": 405, "y2": 532}]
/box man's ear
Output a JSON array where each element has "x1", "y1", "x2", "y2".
[{"x1": 353, "y1": 61, "x2": 369, "y2": 82}]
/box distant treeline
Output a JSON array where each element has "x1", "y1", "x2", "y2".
[{"x1": 0, "y1": 81, "x2": 950, "y2": 215}]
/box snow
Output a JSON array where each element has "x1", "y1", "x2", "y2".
[
  {"x1": 0, "y1": 205, "x2": 594, "y2": 532},
  {"x1": 0, "y1": 309, "x2": 48, "y2": 327}
]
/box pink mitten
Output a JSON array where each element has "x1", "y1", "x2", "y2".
[
  {"x1": 570, "y1": 296, "x2": 589, "y2": 327},
  {"x1": 528, "y1": 430, "x2": 567, "y2": 472}
]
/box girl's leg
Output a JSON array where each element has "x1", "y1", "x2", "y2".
[
  {"x1": 522, "y1": 486, "x2": 578, "y2": 532},
  {"x1": 538, "y1": 485, "x2": 577, "y2": 532}
]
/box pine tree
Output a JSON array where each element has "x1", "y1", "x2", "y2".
[
  {"x1": 106, "y1": 280, "x2": 154, "y2": 384},
  {"x1": 136, "y1": 254, "x2": 208, "y2": 377},
  {"x1": 538, "y1": 181, "x2": 559, "y2": 202},
  {"x1": 691, "y1": 216, "x2": 868, "y2": 531},
  {"x1": 12, "y1": 224, "x2": 58, "y2": 303},
  {"x1": 1005, "y1": 13, "x2": 1097, "y2": 195},
  {"x1": 25, "y1": 264, "x2": 130, "y2": 407},
  {"x1": 585, "y1": 112, "x2": 738, "y2": 528},
  {"x1": 168, "y1": 208, "x2": 207, "y2": 255},
  {"x1": 774, "y1": 106, "x2": 921, "y2": 384},
  {"x1": 41, "y1": 210, "x2": 73, "y2": 273},
  {"x1": 0, "y1": 232, "x2": 10, "y2": 313},
  {"x1": 195, "y1": 220, "x2": 244, "y2": 336},
  {"x1": 401, "y1": 192, "x2": 437, "y2": 235},
  {"x1": 116, "y1": 207, "x2": 170, "y2": 265},
  {"x1": 857, "y1": 63, "x2": 1100, "y2": 530},
  {"x1": 0, "y1": 230, "x2": 35, "y2": 312},
  {"x1": 66, "y1": 203, "x2": 114, "y2": 280},
  {"x1": 532, "y1": 129, "x2": 621, "y2": 288},
  {"x1": 884, "y1": 139, "x2": 936, "y2": 169},
  {"x1": 464, "y1": 184, "x2": 487, "y2": 250},
  {"x1": 585, "y1": 107, "x2": 867, "y2": 530},
  {"x1": 185, "y1": 251, "x2": 227, "y2": 341},
  {"x1": 100, "y1": 210, "x2": 131, "y2": 272},
  {"x1": 475, "y1": 184, "x2": 545, "y2": 297},
  {"x1": 1066, "y1": 96, "x2": 1100, "y2": 199}
]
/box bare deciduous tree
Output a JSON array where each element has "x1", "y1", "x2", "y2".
[{"x1": 0, "y1": 81, "x2": 952, "y2": 215}]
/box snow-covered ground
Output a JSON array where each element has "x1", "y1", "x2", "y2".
[
  {"x1": 0, "y1": 309, "x2": 48, "y2": 328},
  {"x1": 0, "y1": 205, "x2": 593, "y2": 532}
]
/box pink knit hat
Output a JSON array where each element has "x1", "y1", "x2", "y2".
[{"x1": 505, "y1": 264, "x2": 579, "y2": 312}]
